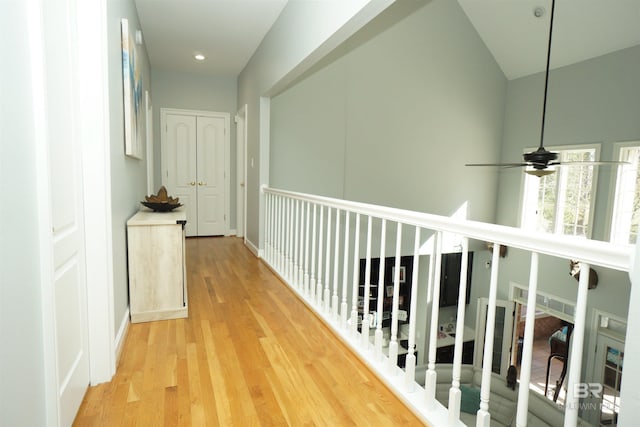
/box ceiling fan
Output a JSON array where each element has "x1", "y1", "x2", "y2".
[{"x1": 466, "y1": 0, "x2": 626, "y2": 177}]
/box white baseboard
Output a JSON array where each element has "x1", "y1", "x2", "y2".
[
  {"x1": 229, "y1": 229, "x2": 237, "y2": 236},
  {"x1": 245, "y1": 238, "x2": 259, "y2": 257},
  {"x1": 114, "y1": 308, "x2": 130, "y2": 364}
]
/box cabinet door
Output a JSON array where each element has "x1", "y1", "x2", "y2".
[{"x1": 128, "y1": 224, "x2": 184, "y2": 314}]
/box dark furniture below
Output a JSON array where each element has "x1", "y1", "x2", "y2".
[
  {"x1": 545, "y1": 323, "x2": 574, "y2": 402},
  {"x1": 436, "y1": 340, "x2": 474, "y2": 365}
]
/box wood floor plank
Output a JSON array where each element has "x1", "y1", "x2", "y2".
[{"x1": 73, "y1": 237, "x2": 425, "y2": 426}]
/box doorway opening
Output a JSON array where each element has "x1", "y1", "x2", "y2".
[{"x1": 512, "y1": 303, "x2": 571, "y2": 405}]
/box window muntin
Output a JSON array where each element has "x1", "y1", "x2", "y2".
[{"x1": 521, "y1": 146, "x2": 598, "y2": 238}]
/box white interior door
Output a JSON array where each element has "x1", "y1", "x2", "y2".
[
  {"x1": 43, "y1": 0, "x2": 91, "y2": 423},
  {"x1": 474, "y1": 298, "x2": 515, "y2": 375},
  {"x1": 197, "y1": 116, "x2": 226, "y2": 236},
  {"x1": 595, "y1": 334, "x2": 624, "y2": 426},
  {"x1": 165, "y1": 113, "x2": 198, "y2": 236}
]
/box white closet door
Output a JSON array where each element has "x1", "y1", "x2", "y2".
[
  {"x1": 42, "y1": 0, "x2": 91, "y2": 423},
  {"x1": 165, "y1": 114, "x2": 198, "y2": 236},
  {"x1": 197, "y1": 116, "x2": 226, "y2": 236}
]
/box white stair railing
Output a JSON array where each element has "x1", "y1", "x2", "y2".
[{"x1": 262, "y1": 187, "x2": 632, "y2": 427}]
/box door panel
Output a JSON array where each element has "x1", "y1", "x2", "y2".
[
  {"x1": 474, "y1": 298, "x2": 515, "y2": 375},
  {"x1": 197, "y1": 116, "x2": 226, "y2": 236},
  {"x1": 165, "y1": 114, "x2": 197, "y2": 236},
  {"x1": 43, "y1": 0, "x2": 90, "y2": 423}
]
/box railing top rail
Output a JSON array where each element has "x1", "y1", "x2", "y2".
[{"x1": 264, "y1": 186, "x2": 632, "y2": 272}]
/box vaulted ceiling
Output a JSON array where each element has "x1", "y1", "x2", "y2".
[{"x1": 134, "y1": 0, "x2": 640, "y2": 80}]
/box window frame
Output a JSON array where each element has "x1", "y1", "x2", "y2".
[
  {"x1": 519, "y1": 143, "x2": 601, "y2": 239},
  {"x1": 608, "y1": 141, "x2": 640, "y2": 246}
]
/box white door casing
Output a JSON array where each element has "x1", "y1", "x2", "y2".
[
  {"x1": 474, "y1": 298, "x2": 515, "y2": 376},
  {"x1": 162, "y1": 109, "x2": 230, "y2": 237},
  {"x1": 236, "y1": 105, "x2": 247, "y2": 239},
  {"x1": 37, "y1": 0, "x2": 91, "y2": 424}
]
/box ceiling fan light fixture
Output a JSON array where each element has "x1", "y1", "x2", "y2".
[{"x1": 526, "y1": 169, "x2": 555, "y2": 177}]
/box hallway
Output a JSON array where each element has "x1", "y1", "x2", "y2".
[{"x1": 73, "y1": 237, "x2": 423, "y2": 426}]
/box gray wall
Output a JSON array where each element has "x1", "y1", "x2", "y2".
[
  {"x1": 238, "y1": 0, "x2": 396, "y2": 251},
  {"x1": 107, "y1": 0, "x2": 151, "y2": 332},
  {"x1": 150, "y1": 69, "x2": 238, "y2": 228},
  {"x1": 1, "y1": 3, "x2": 48, "y2": 424},
  {"x1": 270, "y1": 0, "x2": 506, "y2": 222}
]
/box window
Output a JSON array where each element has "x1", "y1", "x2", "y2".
[
  {"x1": 521, "y1": 146, "x2": 598, "y2": 238},
  {"x1": 610, "y1": 143, "x2": 640, "y2": 245}
]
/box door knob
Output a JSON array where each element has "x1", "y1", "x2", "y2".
[
  {"x1": 198, "y1": 181, "x2": 206, "y2": 186},
  {"x1": 189, "y1": 181, "x2": 195, "y2": 186}
]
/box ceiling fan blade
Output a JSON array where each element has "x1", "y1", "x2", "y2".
[
  {"x1": 465, "y1": 163, "x2": 527, "y2": 168},
  {"x1": 550, "y1": 160, "x2": 631, "y2": 167}
]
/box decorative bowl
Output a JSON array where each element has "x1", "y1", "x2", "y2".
[{"x1": 141, "y1": 201, "x2": 183, "y2": 212}]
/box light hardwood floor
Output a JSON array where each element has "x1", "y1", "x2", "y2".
[{"x1": 73, "y1": 237, "x2": 425, "y2": 426}]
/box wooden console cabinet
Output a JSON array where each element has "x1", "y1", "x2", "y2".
[{"x1": 127, "y1": 208, "x2": 188, "y2": 323}]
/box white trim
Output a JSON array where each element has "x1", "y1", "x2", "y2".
[
  {"x1": 77, "y1": 0, "x2": 115, "y2": 385},
  {"x1": 236, "y1": 104, "x2": 247, "y2": 240},
  {"x1": 245, "y1": 238, "x2": 260, "y2": 257},
  {"x1": 160, "y1": 108, "x2": 231, "y2": 236},
  {"x1": 229, "y1": 229, "x2": 237, "y2": 236},
  {"x1": 607, "y1": 140, "x2": 640, "y2": 245},
  {"x1": 114, "y1": 308, "x2": 130, "y2": 363},
  {"x1": 145, "y1": 90, "x2": 154, "y2": 194},
  {"x1": 510, "y1": 281, "x2": 576, "y2": 323}
]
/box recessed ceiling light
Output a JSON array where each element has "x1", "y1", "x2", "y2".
[{"x1": 194, "y1": 54, "x2": 206, "y2": 61}]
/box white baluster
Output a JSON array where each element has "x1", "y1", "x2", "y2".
[
  {"x1": 304, "y1": 201, "x2": 311, "y2": 296},
  {"x1": 350, "y1": 214, "x2": 361, "y2": 338},
  {"x1": 341, "y1": 211, "x2": 350, "y2": 329},
  {"x1": 278, "y1": 196, "x2": 284, "y2": 273},
  {"x1": 375, "y1": 220, "x2": 387, "y2": 362},
  {"x1": 275, "y1": 196, "x2": 282, "y2": 272},
  {"x1": 310, "y1": 204, "x2": 317, "y2": 301},
  {"x1": 324, "y1": 207, "x2": 332, "y2": 313},
  {"x1": 564, "y1": 262, "x2": 591, "y2": 427},
  {"x1": 282, "y1": 198, "x2": 291, "y2": 281},
  {"x1": 293, "y1": 199, "x2": 299, "y2": 287},
  {"x1": 448, "y1": 237, "x2": 469, "y2": 425},
  {"x1": 316, "y1": 206, "x2": 324, "y2": 307},
  {"x1": 332, "y1": 209, "x2": 340, "y2": 320},
  {"x1": 477, "y1": 243, "x2": 502, "y2": 427},
  {"x1": 388, "y1": 222, "x2": 402, "y2": 374},
  {"x1": 298, "y1": 200, "x2": 305, "y2": 288},
  {"x1": 425, "y1": 231, "x2": 443, "y2": 409},
  {"x1": 516, "y1": 252, "x2": 539, "y2": 427},
  {"x1": 264, "y1": 192, "x2": 270, "y2": 263},
  {"x1": 361, "y1": 216, "x2": 373, "y2": 349},
  {"x1": 405, "y1": 227, "x2": 421, "y2": 392},
  {"x1": 288, "y1": 197, "x2": 294, "y2": 281}
]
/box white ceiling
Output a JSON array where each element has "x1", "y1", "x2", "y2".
[
  {"x1": 134, "y1": 0, "x2": 288, "y2": 76},
  {"x1": 134, "y1": 0, "x2": 640, "y2": 80},
  {"x1": 457, "y1": 0, "x2": 640, "y2": 80}
]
